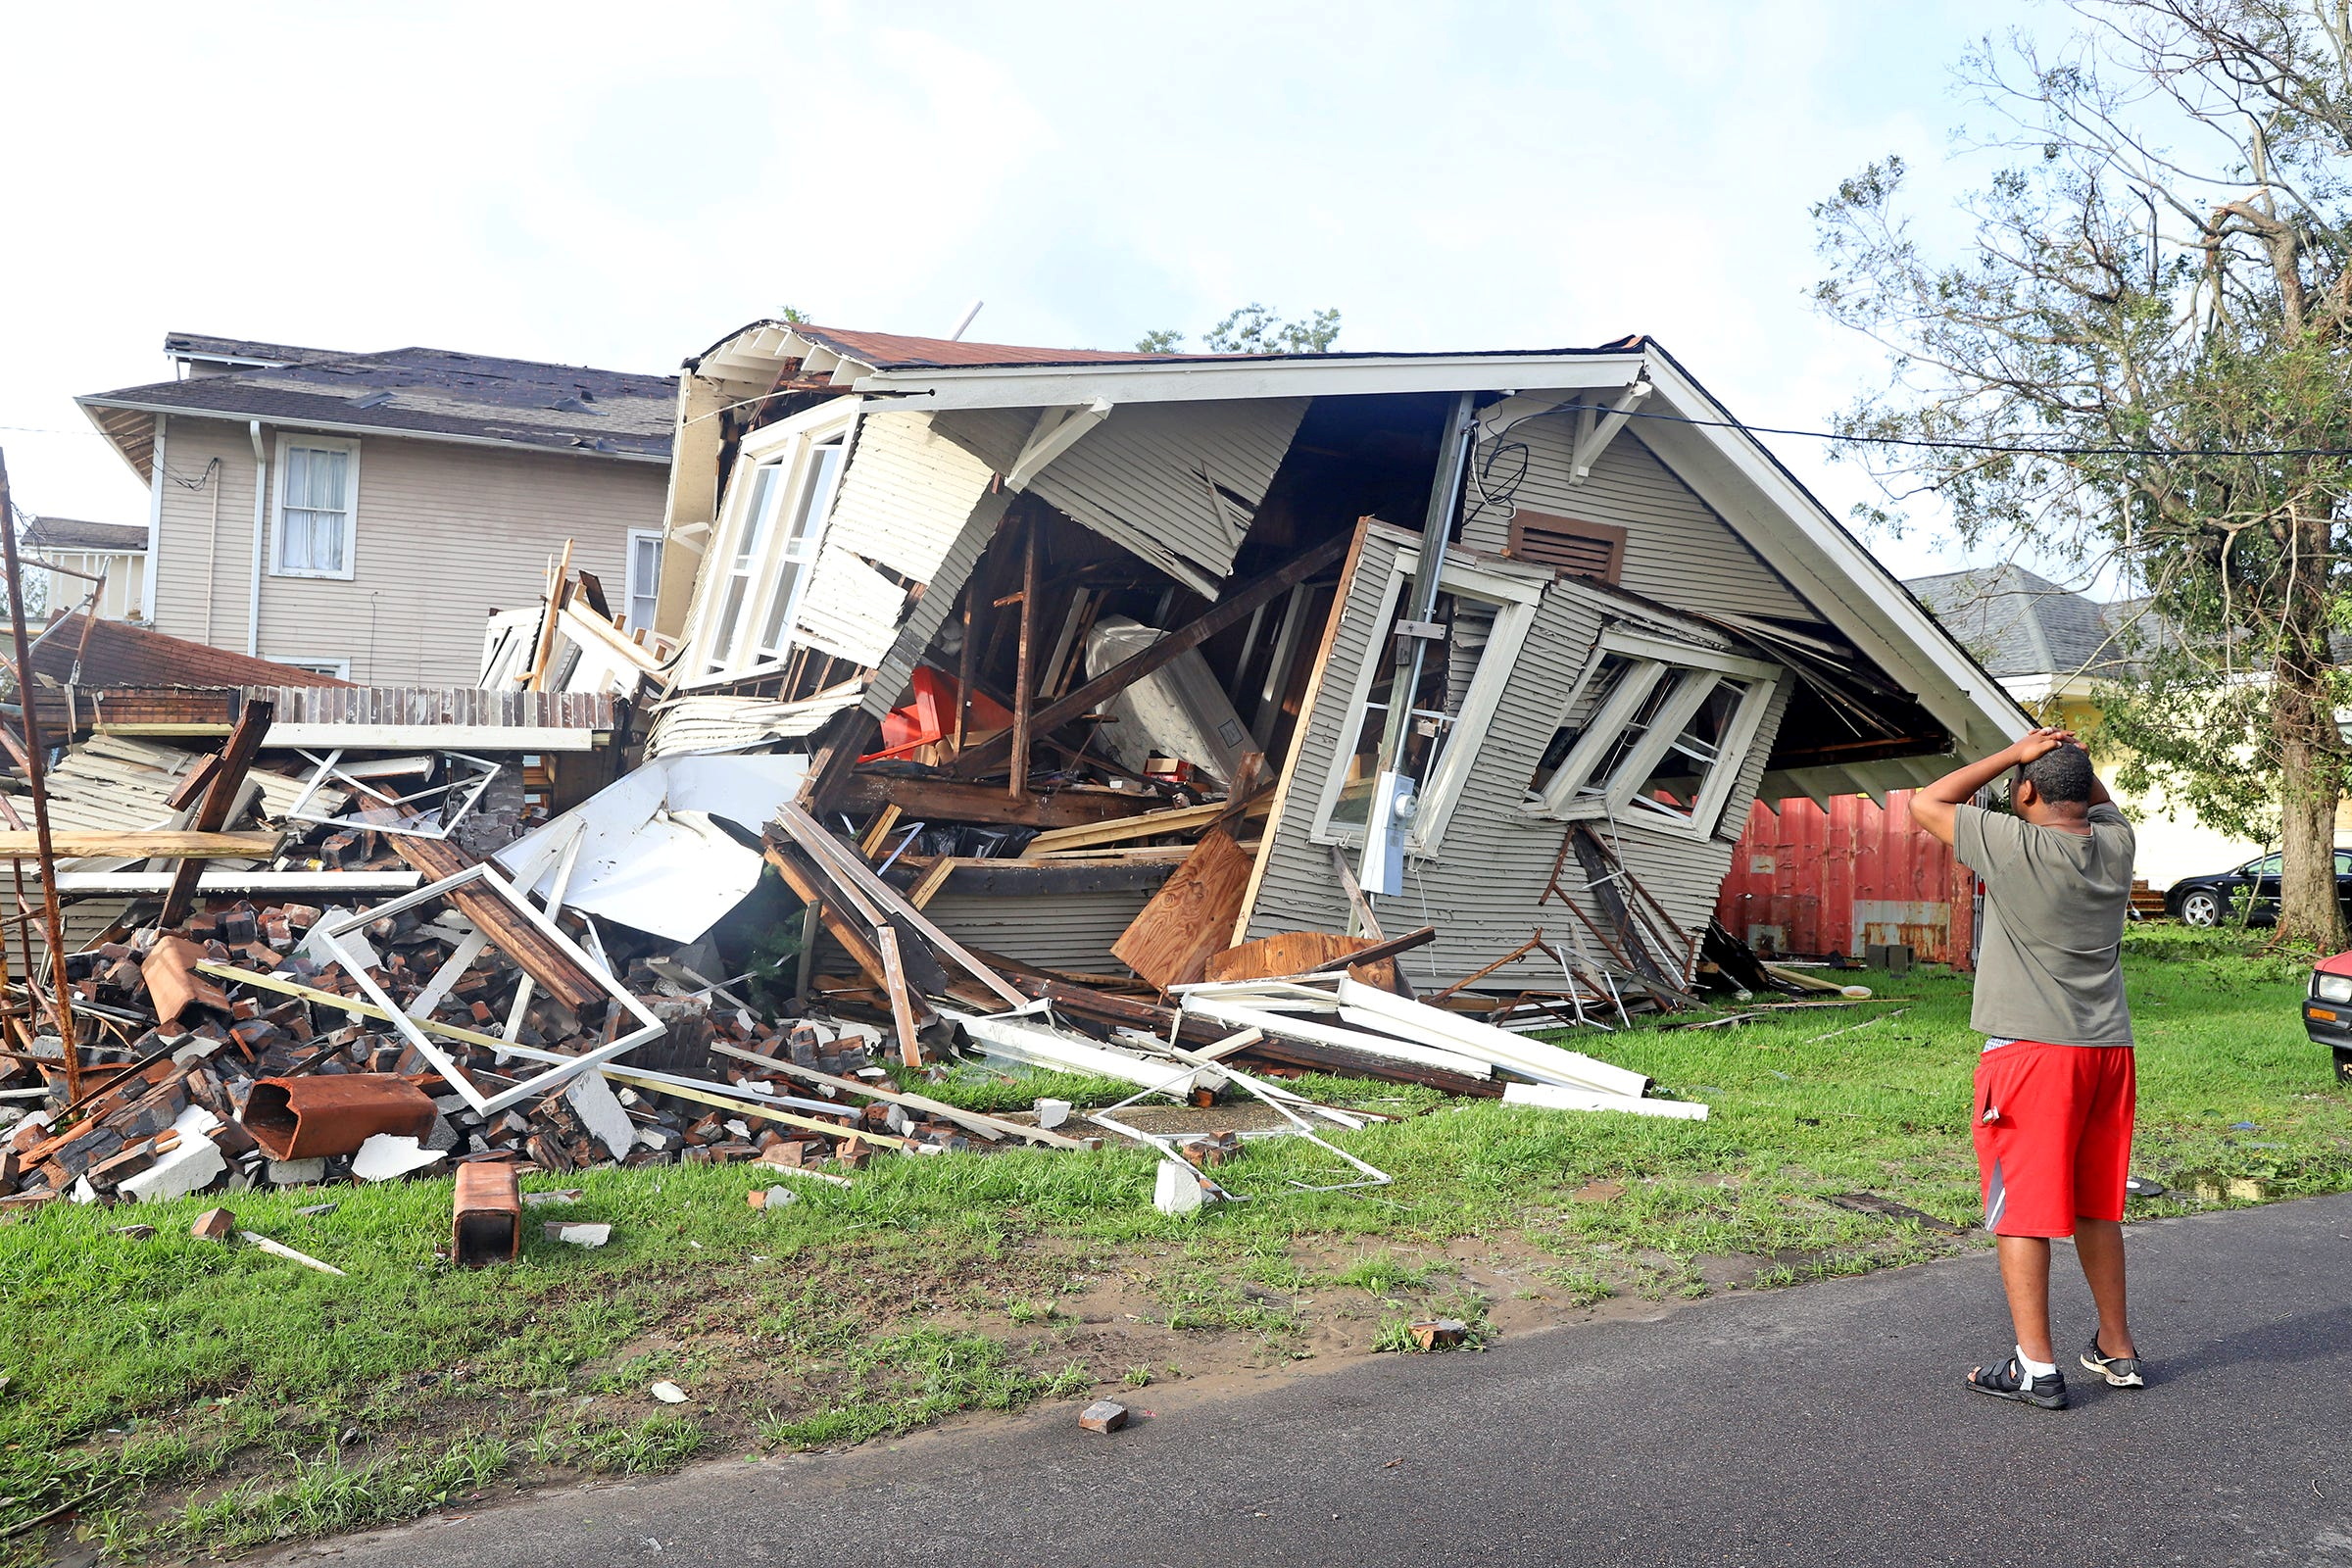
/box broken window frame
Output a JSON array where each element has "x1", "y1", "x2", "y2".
[
  {"x1": 1306, "y1": 549, "x2": 1543, "y2": 858},
  {"x1": 270, "y1": 433, "x2": 361, "y2": 580},
  {"x1": 283, "y1": 749, "x2": 503, "y2": 840},
  {"x1": 313, "y1": 862, "x2": 664, "y2": 1116},
  {"x1": 1526, "y1": 629, "x2": 1780, "y2": 839},
  {"x1": 687, "y1": 401, "x2": 858, "y2": 684}
]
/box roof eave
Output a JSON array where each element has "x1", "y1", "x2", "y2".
[
  {"x1": 838, "y1": 350, "x2": 1654, "y2": 410},
  {"x1": 72, "y1": 395, "x2": 671, "y2": 465}
]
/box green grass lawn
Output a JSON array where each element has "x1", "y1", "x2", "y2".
[{"x1": 4, "y1": 926, "x2": 2346, "y2": 1562}]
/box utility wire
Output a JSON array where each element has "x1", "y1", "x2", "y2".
[{"x1": 1600, "y1": 401, "x2": 2352, "y2": 460}]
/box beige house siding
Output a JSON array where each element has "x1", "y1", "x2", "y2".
[{"x1": 150, "y1": 416, "x2": 664, "y2": 684}]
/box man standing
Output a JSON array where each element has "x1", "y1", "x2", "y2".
[{"x1": 1911, "y1": 726, "x2": 2144, "y2": 1409}]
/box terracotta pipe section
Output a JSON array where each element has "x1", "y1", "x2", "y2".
[
  {"x1": 242, "y1": 1074, "x2": 437, "y2": 1160},
  {"x1": 452, "y1": 1161, "x2": 522, "y2": 1267}
]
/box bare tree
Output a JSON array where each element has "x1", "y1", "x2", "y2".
[{"x1": 1817, "y1": 0, "x2": 2352, "y2": 947}]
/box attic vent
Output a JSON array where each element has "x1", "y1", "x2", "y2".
[
  {"x1": 1506, "y1": 511, "x2": 1627, "y2": 584},
  {"x1": 347, "y1": 391, "x2": 396, "y2": 410}
]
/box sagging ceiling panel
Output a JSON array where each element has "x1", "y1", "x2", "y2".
[{"x1": 933, "y1": 398, "x2": 1309, "y2": 592}]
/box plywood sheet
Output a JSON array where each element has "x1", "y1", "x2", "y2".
[
  {"x1": 1200, "y1": 929, "x2": 1405, "y2": 994},
  {"x1": 1110, "y1": 827, "x2": 1253, "y2": 991}
]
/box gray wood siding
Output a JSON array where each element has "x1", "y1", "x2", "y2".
[
  {"x1": 151, "y1": 416, "x2": 662, "y2": 685},
  {"x1": 1243, "y1": 528, "x2": 1792, "y2": 991},
  {"x1": 934, "y1": 400, "x2": 1307, "y2": 590},
  {"x1": 919, "y1": 886, "x2": 1153, "y2": 977},
  {"x1": 1463, "y1": 418, "x2": 1817, "y2": 624}
]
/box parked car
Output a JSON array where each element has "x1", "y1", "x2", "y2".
[
  {"x1": 2166, "y1": 850, "x2": 2352, "y2": 926},
  {"x1": 2302, "y1": 952, "x2": 2352, "y2": 1084}
]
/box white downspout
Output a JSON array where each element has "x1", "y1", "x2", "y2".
[
  {"x1": 247, "y1": 420, "x2": 267, "y2": 656},
  {"x1": 141, "y1": 414, "x2": 167, "y2": 624}
]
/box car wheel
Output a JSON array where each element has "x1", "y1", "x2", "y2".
[
  {"x1": 2180, "y1": 890, "x2": 2222, "y2": 926},
  {"x1": 2336, "y1": 1047, "x2": 2352, "y2": 1086}
]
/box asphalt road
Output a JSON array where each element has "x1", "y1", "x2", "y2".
[{"x1": 293, "y1": 1194, "x2": 2352, "y2": 1568}]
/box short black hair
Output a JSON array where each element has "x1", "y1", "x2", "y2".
[{"x1": 2019, "y1": 742, "x2": 2093, "y2": 805}]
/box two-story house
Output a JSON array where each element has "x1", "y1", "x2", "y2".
[
  {"x1": 23, "y1": 516, "x2": 150, "y2": 621},
  {"x1": 74, "y1": 332, "x2": 674, "y2": 684}
]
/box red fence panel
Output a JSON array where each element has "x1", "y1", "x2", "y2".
[{"x1": 1714, "y1": 790, "x2": 1978, "y2": 969}]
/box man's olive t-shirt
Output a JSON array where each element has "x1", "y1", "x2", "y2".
[{"x1": 1953, "y1": 802, "x2": 2135, "y2": 1048}]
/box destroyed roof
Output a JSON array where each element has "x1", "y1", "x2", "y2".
[
  {"x1": 24, "y1": 515, "x2": 148, "y2": 553},
  {"x1": 28, "y1": 612, "x2": 355, "y2": 690},
  {"x1": 163, "y1": 330, "x2": 357, "y2": 368},
  {"x1": 1904, "y1": 565, "x2": 2128, "y2": 679},
  {"x1": 78, "y1": 339, "x2": 678, "y2": 481}
]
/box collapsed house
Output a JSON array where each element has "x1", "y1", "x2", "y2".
[
  {"x1": 0, "y1": 322, "x2": 2036, "y2": 1230},
  {"x1": 595, "y1": 324, "x2": 2029, "y2": 1005}
]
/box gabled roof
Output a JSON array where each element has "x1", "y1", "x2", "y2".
[
  {"x1": 1905, "y1": 565, "x2": 2127, "y2": 679},
  {"x1": 668, "y1": 319, "x2": 2032, "y2": 774},
  {"x1": 78, "y1": 338, "x2": 678, "y2": 480},
  {"x1": 24, "y1": 516, "x2": 147, "y2": 554},
  {"x1": 28, "y1": 612, "x2": 354, "y2": 690}
]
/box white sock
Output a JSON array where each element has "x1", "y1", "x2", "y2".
[{"x1": 2017, "y1": 1345, "x2": 2058, "y2": 1380}]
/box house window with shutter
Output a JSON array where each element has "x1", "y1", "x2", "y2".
[{"x1": 1506, "y1": 510, "x2": 1627, "y2": 584}]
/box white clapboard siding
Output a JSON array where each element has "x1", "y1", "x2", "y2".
[
  {"x1": 791, "y1": 545, "x2": 913, "y2": 667},
  {"x1": 823, "y1": 411, "x2": 997, "y2": 585},
  {"x1": 1462, "y1": 417, "x2": 1816, "y2": 624},
  {"x1": 1242, "y1": 527, "x2": 1791, "y2": 993},
  {"x1": 860, "y1": 486, "x2": 1011, "y2": 717}
]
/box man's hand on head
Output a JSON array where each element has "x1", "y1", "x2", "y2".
[{"x1": 2013, "y1": 727, "x2": 2078, "y2": 764}]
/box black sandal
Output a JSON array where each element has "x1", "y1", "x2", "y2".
[
  {"x1": 1967, "y1": 1353, "x2": 2068, "y2": 1409},
  {"x1": 2081, "y1": 1335, "x2": 2146, "y2": 1389}
]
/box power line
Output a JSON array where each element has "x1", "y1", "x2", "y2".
[{"x1": 1603, "y1": 402, "x2": 2352, "y2": 460}]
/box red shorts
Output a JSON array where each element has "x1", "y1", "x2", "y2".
[{"x1": 1971, "y1": 1041, "x2": 2135, "y2": 1237}]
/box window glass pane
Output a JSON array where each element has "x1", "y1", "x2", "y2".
[
  {"x1": 736, "y1": 464, "x2": 784, "y2": 566},
  {"x1": 757, "y1": 439, "x2": 848, "y2": 658},
  {"x1": 2253, "y1": 853, "x2": 2283, "y2": 875},
  {"x1": 1330, "y1": 580, "x2": 1475, "y2": 828},
  {"x1": 628, "y1": 536, "x2": 662, "y2": 630}
]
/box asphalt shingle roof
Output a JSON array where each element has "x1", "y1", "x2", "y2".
[
  {"x1": 24, "y1": 516, "x2": 147, "y2": 553},
  {"x1": 27, "y1": 612, "x2": 353, "y2": 690},
  {"x1": 81, "y1": 344, "x2": 676, "y2": 462},
  {"x1": 1904, "y1": 564, "x2": 2131, "y2": 678}
]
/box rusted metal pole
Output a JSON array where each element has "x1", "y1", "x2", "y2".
[{"x1": 0, "y1": 450, "x2": 79, "y2": 1101}]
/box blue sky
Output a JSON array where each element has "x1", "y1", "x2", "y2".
[{"x1": 0, "y1": 0, "x2": 2048, "y2": 580}]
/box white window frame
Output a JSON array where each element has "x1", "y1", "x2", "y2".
[
  {"x1": 1307, "y1": 549, "x2": 1543, "y2": 858},
  {"x1": 685, "y1": 401, "x2": 858, "y2": 683},
  {"x1": 270, "y1": 434, "x2": 361, "y2": 580},
  {"x1": 624, "y1": 528, "x2": 663, "y2": 632},
  {"x1": 1526, "y1": 628, "x2": 1781, "y2": 839},
  {"x1": 275, "y1": 656, "x2": 352, "y2": 679}
]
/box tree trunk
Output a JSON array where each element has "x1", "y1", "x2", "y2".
[{"x1": 2270, "y1": 510, "x2": 2346, "y2": 950}]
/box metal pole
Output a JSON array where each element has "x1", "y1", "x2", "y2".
[
  {"x1": 0, "y1": 450, "x2": 79, "y2": 1101},
  {"x1": 1353, "y1": 392, "x2": 1478, "y2": 922}
]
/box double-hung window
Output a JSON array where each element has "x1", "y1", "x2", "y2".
[
  {"x1": 272, "y1": 435, "x2": 360, "y2": 578},
  {"x1": 624, "y1": 529, "x2": 663, "y2": 632},
  {"x1": 1309, "y1": 550, "x2": 1543, "y2": 856},
  {"x1": 1527, "y1": 631, "x2": 1780, "y2": 837},
  {"x1": 696, "y1": 405, "x2": 855, "y2": 679}
]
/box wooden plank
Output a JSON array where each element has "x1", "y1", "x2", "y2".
[
  {"x1": 1007, "y1": 518, "x2": 1040, "y2": 797},
  {"x1": 761, "y1": 844, "x2": 897, "y2": 996},
  {"x1": 1110, "y1": 827, "x2": 1254, "y2": 990},
  {"x1": 710, "y1": 1041, "x2": 1092, "y2": 1151},
  {"x1": 771, "y1": 802, "x2": 1026, "y2": 1008},
  {"x1": 1020, "y1": 800, "x2": 1230, "y2": 857},
  {"x1": 906, "y1": 857, "x2": 1175, "y2": 901},
  {"x1": 1200, "y1": 927, "x2": 1425, "y2": 993},
  {"x1": 953, "y1": 530, "x2": 1354, "y2": 776},
  {"x1": 0, "y1": 831, "x2": 277, "y2": 858},
  {"x1": 37, "y1": 871, "x2": 421, "y2": 894},
  {"x1": 388, "y1": 837, "x2": 606, "y2": 1011},
  {"x1": 874, "y1": 926, "x2": 924, "y2": 1072},
  {"x1": 836, "y1": 773, "x2": 1165, "y2": 829},
  {"x1": 160, "y1": 699, "x2": 273, "y2": 928}
]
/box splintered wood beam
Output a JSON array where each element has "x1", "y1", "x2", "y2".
[
  {"x1": 0, "y1": 831, "x2": 281, "y2": 858},
  {"x1": 951, "y1": 529, "x2": 1353, "y2": 777},
  {"x1": 160, "y1": 699, "x2": 274, "y2": 928},
  {"x1": 1008, "y1": 517, "x2": 1040, "y2": 798}
]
